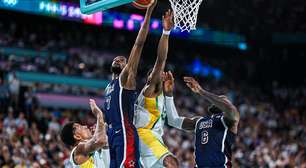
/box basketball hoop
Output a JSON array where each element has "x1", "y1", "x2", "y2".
[
  {"x1": 80, "y1": 0, "x2": 204, "y2": 32},
  {"x1": 169, "y1": 0, "x2": 204, "y2": 32}
]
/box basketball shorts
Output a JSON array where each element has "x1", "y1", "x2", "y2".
[
  {"x1": 108, "y1": 127, "x2": 141, "y2": 168},
  {"x1": 137, "y1": 128, "x2": 172, "y2": 168}
]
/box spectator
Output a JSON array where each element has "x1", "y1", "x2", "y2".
[
  {"x1": 3, "y1": 109, "x2": 14, "y2": 129},
  {"x1": 48, "y1": 115, "x2": 60, "y2": 133},
  {"x1": 15, "y1": 113, "x2": 28, "y2": 137},
  {"x1": 8, "y1": 72, "x2": 20, "y2": 107},
  {"x1": 0, "y1": 77, "x2": 10, "y2": 113},
  {"x1": 0, "y1": 145, "x2": 14, "y2": 167}
]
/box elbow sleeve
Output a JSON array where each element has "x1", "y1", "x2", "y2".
[{"x1": 165, "y1": 96, "x2": 185, "y2": 129}]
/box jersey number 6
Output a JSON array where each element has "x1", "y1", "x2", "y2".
[{"x1": 201, "y1": 131, "x2": 209, "y2": 144}]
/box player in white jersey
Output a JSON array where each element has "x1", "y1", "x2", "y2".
[
  {"x1": 60, "y1": 99, "x2": 110, "y2": 168},
  {"x1": 133, "y1": 10, "x2": 179, "y2": 168}
]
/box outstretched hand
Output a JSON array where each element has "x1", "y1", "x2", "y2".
[
  {"x1": 183, "y1": 77, "x2": 203, "y2": 94},
  {"x1": 163, "y1": 71, "x2": 175, "y2": 96},
  {"x1": 162, "y1": 9, "x2": 174, "y2": 31},
  {"x1": 89, "y1": 99, "x2": 103, "y2": 117}
]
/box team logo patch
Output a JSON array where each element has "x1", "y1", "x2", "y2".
[
  {"x1": 161, "y1": 111, "x2": 167, "y2": 120},
  {"x1": 128, "y1": 160, "x2": 136, "y2": 167}
]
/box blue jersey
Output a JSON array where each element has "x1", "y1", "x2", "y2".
[
  {"x1": 103, "y1": 78, "x2": 140, "y2": 168},
  {"x1": 104, "y1": 78, "x2": 137, "y2": 129},
  {"x1": 195, "y1": 113, "x2": 235, "y2": 168}
]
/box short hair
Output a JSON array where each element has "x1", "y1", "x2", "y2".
[
  {"x1": 60, "y1": 122, "x2": 77, "y2": 147},
  {"x1": 208, "y1": 105, "x2": 222, "y2": 114}
]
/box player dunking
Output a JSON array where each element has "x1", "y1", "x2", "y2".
[
  {"x1": 103, "y1": 0, "x2": 157, "y2": 167},
  {"x1": 163, "y1": 72, "x2": 240, "y2": 167},
  {"x1": 60, "y1": 99, "x2": 110, "y2": 168},
  {"x1": 133, "y1": 10, "x2": 178, "y2": 168}
]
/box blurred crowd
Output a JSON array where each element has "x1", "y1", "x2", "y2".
[
  {"x1": 1, "y1": 72, "x2": 305, "y2": 167},
  {"x1": 200, "y1": 0, "x2": 306, "y2": 35}
]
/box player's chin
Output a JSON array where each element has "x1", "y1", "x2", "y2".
[{"x1": 111, "y1": 66, "x2": 122, "y2": 74}]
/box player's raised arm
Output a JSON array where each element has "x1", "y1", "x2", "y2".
[
  {"x1": 144, "y1": 10, "x2": 174, "y2": 96},
  {"x1": 74, "y1": 99, "x2": 107, "y2": 156},
  {"x1": 184, "y1": 77, "x2": 240, "y2": 134},
  {"x1": 120, "y1": 0, "x2": 157, "y2": 90},
  {"x1": 164, "y1": 72, "x2": 201, "y2": 131}
]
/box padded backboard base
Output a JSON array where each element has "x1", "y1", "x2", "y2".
[{"x1": 80, "y1": 0, "x2": 135, "y2": 14}]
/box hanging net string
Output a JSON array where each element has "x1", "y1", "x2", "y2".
[{"x1": 169, "y1": 0, "x2": 204, "y2": 32}]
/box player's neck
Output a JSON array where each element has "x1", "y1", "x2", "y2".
[{"x1": 112, "y1": 73, "x2": 120, "y2": 80}]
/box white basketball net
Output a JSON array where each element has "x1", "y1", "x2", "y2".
[{"x1": 169, "y1": 0, "x2": 204, "y2": 32}]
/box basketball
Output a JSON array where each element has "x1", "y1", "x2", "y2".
[{"x1": 132, "y1": 0, "x2": 152, "y2": 9}]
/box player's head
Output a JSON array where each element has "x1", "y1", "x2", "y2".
[
  {"x1": 111, "y1": 56, "x2": 127, "y2": 75},
  {"x1": 208, "y1": 96, "x2": 230, "y2": 115},
  {"x1": 207, "y1": 105, "x2": 222, "y2": 115},
  {"x1": 60, "y1": 122, "x2": 92, "y2": 147}
]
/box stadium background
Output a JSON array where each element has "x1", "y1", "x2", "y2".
[{"x1": 0, "y1": 0, "x2": 305, "y2": 167}]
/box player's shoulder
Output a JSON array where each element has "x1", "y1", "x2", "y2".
[
  {"x1": 197, "y1": 113, "x2": 223, "y2": 123},
  {"x1": 198, "y1": 115, "x2": 212, "y2": 121},
  {"x1": 72, "y1": 144, "x2": 99, "y2": 165},
  {"x1": 70, "y1": 146, "x2": 87, "y2": 166},
  {"x1": 194, "y1": 116, "x2": 209, "y2": 130},
  {"x1": 210, "y1": 113, "x2": 226, "y2": 125},
  {"x1": 212, "y1": 113, "x2": 224, "y2": 119}
]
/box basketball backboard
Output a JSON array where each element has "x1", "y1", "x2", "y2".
[{"x1": 80, "y1": 0, "x2": 135, "y2": 14}]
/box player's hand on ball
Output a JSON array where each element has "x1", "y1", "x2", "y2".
[
  {"x1": 163, "y1": 71, "x2": 175, "y2": 96},
  {"x1": 162, "y1": 9, "x2": 174, "y2": 31},
  {"x1": 184, "y1": 77, "x2": 203, "y2": 94},
  {"x1": 89, "y1": 99, "x2": 103, "y2": 117}
]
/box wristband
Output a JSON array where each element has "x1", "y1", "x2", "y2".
[{"x1": 163, "y1": 30, "x2": 171, "y2": 35}]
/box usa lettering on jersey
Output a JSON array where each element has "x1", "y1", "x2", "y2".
[
  {"x1": 198, "y1": 119, "x2": 213, "y2": 145},
  {"x1": 106, "y1": 84, "x2": 115, "y2": 94},
  {"x1": 198, "y1": 119, "x2": 213, "y2": 129},
  {"x1": 105, "y1": 84, "x2": 114, "y2": 110}
]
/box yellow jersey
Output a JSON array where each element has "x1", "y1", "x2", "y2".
[{"x1": 69, "y1": 147, "x2": 110, "y2": 168}]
